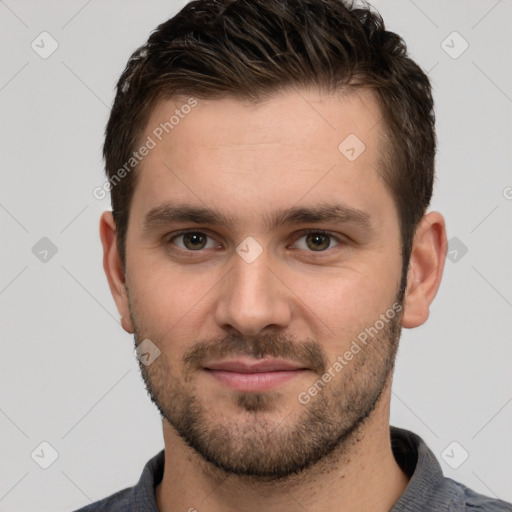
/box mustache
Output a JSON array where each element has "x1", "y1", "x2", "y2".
[{"x1": 183, "y1": 331, "x2": 327, "y2": 376}]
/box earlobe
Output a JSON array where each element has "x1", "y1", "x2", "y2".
[
  {"x1": 99, "y1": 211, "x2": 134, "y2": 333},
  {"x1": 401, "y1": 212, "x2": 447, "y2": 329}
]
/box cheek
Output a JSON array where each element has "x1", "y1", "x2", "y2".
[
  {"x1": 288, "y1": 263, "x2": 399, "y2": 353},
  {"x1": 128, "y1": 261, "x2": 222, "y2": 341}
]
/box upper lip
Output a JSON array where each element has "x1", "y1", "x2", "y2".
[{"x1": 204, "y1": 358, "x2": 306, "y2": 373}]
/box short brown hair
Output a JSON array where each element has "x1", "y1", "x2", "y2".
[{"x1": 104, "y1": 0, "x2": 435, "y2": 288}]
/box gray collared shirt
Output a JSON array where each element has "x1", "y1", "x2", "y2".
[{"x1": 74, "y1": 426, "x2": 512, "y2": 511}]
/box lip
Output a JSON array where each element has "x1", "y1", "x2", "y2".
[
  {"x1": 205, "y1": 358, "x2": 305, "y2": 373},
  {"x1": 203, "y1": 358, "x2": 307, "y2": 392}
]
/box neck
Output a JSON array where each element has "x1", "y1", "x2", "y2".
[{"x1": 156, "y1": 387, "x2": 409, "y2": 512}]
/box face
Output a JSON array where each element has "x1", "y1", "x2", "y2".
[{"x1": 123, "y1": 88, "x2": 405, "y2": 478}]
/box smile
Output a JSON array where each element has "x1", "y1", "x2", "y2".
[{"x1": 203, "y1": 358, "x2": 308, "y2": 392}]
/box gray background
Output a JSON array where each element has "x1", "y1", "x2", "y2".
[{"x1": 1, "y1": 1, "x2": 511, "y2": 510}]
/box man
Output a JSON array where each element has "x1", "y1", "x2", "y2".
[{"x1": 77, "y1": 0, "x2": 512, "y2": 510}]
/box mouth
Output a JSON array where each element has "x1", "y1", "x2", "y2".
[{"x1": 202, "y1": 358, "x2": 308, "y2": 392}]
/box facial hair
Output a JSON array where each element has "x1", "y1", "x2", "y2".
[{"x1": 131, "y1": 298, "x2": 402, "y2": 480}]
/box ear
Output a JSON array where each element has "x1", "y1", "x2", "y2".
[
  {"x1": 99, "y1": 211, "x2": 134, "y2": 333},
  {"x1": 401, "y1": 211, "x2": 447, "y2": 329}
]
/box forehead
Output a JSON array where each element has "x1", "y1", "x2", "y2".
[
  {"x1": 132, "y1": 87, "x2": 393, "y2": 228},
  {"x1": 144, "y1": 87, "x2": 383, "y2": 156}
]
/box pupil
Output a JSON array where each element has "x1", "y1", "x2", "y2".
[
  {"x1": 185, "y1": 233, "x2": 206, "y2": 249},
  {"x1": 307, "y1": 233, "x2": 330, "y2": 251}
]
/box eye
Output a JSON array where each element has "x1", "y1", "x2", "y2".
[
  {"x1": 292, "y1": 231, "x2": 340, "y2": 252},
  {"x1": 167, "y1": 229, "x2": 343, "y2": 254},
  {"x1": 170, "y1": 231, "x2": 220, "y2": 251}
]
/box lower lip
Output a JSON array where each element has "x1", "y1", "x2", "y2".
[{"x1": 204, "y1": 369, "x2": 305, "y2": 392}]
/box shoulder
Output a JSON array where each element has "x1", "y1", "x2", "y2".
[
  {"x1": 71, "y1": 450, "x2": 165, "y2": 512},
  {"x1": 445, "y1": 478, "x2": 512, "y2": 512}
]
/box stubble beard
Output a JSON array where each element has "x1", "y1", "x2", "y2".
[{"x1": 131, "y1": 299, "x2": 402, "y2": 481}]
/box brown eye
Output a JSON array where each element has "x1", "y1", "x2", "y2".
[
  {"x1": 305, "y1": 232, "x2": 331, "y2": 251},
  {"x1": 171, "y1": 231, "x2": 218, "y2": 251},
  {"x1": 183, "y1": 232, "x2": 207, "y2": 250},
  {"x1": 293, "y1": 231, "x2": 339, "y2": 252}
]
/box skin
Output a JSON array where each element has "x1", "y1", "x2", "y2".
[{"x1": 100, "y1": 87, "x2": 447, "y2": 512}]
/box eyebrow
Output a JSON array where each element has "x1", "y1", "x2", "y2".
[{"x1": 143, "y1": 202, "x2": 373, "y2": 232}]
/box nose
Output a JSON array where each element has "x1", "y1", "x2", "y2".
[{"x1": 214, "y1": 247, "x2": 292, "y2": 337}]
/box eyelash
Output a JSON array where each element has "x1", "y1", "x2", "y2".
[{"x1": 166, "y1": 228, "x2": 345, "y2": 254}]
